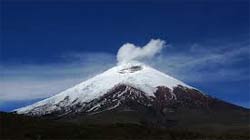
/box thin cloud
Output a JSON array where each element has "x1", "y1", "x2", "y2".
[
  {"x1": 0, "y1": 52, "x2": 116, "y2": 101},
  {"x1": 0, "y1": 78, "x2": 82, "y2": 101},
  {"x1": 151, "y1": 41, "x2": 250, "y2": 83}
]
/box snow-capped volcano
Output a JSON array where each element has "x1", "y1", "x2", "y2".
[
  {"x1": 14, "y1": 61, "x2": 249, "y2": 127},
  {"x1": 15, "y1": 63, "x2": 193, "y2": 115},
  {"x1": 11, "y1": 39, "x2": 249, "y2": 129}
]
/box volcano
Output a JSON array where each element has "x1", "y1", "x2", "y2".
[{"x1": 14, "y1": 63, "x2": 249, "y2": 127}]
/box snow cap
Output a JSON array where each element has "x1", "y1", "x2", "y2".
[{"x1": 117, "y1": 39, "x2": 166, "y2": 65}]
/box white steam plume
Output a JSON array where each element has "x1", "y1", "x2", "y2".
[{"x1": 117, "y1": 39, "x2": 166, "y2": 64}]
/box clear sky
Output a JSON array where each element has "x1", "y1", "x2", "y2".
[{"x1": 1, "y1": 0, "x2": 249, "y2": 111}]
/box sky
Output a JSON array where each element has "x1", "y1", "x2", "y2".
[{"x1": 0, "y1": 0, "x2": 250, "y2": 111}]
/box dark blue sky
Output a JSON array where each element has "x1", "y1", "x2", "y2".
[{"x1": 1, "y1": 0, "x2": 249, "y2": 111}]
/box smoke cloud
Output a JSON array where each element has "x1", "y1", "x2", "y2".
[{"x1": 117, "y1": 39, "x2": 166, "y2": 64}]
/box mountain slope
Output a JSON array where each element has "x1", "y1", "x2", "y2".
[
  {"x1": 61, "y1": 84, "x2": 249, "y2": 127},
  {"x1": 15, "y1": 63, "x2": 192, "y2": 116},
  {"x1": 14, "y1": 63, "x2": 249, "y2": 128}
]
